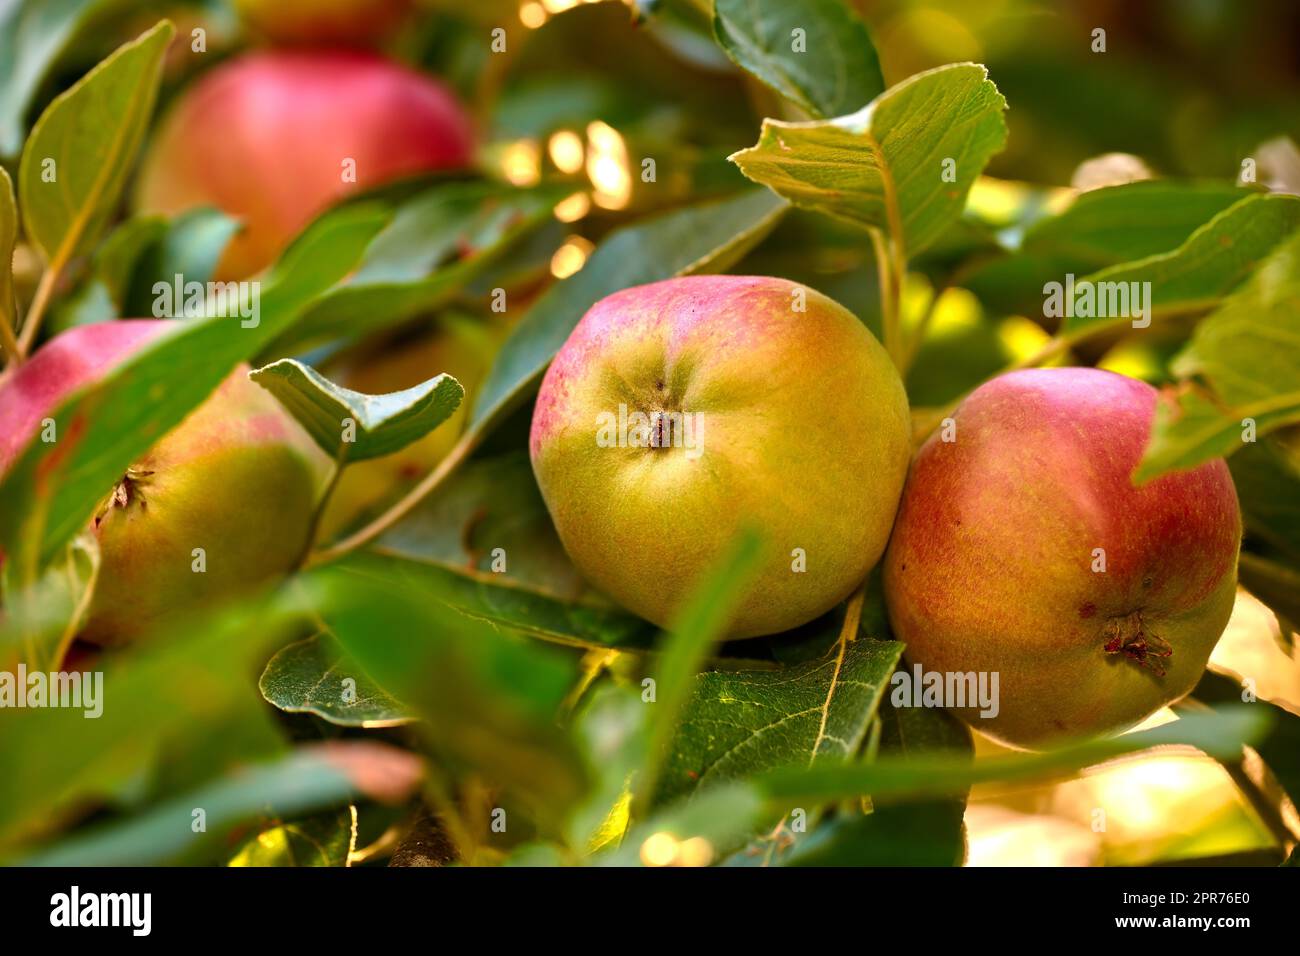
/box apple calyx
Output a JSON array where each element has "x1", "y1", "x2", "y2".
[
  {"x1": 97, "y1": 467, "x2": 156, "y2": 523},
  {"x1": 1102, "y1": 610, "x2": 1173, "y2": 676}
]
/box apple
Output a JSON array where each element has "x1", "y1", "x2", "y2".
[
  {"x1": 0, "y1": 320, "x2": 330, "y2": 645},
  {"x1": 135, "y1": 50, "x2": 474, "y2": 279},
  {"x1": 529, "y1": 275, "x2": 912, "y2": 638},
  {"x1": 883, "y1": 367, "x2": 1241, "y2": 749},
  {"x1": 234, "y1": 0, "x2": 412, "y2": 45}
]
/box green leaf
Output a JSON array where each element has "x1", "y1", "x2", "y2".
[
  {"x1": 594, "y1": 685, "x2": 1264, "y2": 867},
  {"x1": 1135, "y1": 386, "x2": 1268, "y2": 481},
  {"x1": 1020, "y1": 180, "x2": 1250, "y2": 269},
  {"x1": 1230, "y1": 434, "x2": 1300, "y2": 564},
  {"x1": 826, "y1": 697, "x2": 973, "y2": 867},
  {"x1": 259, "y1": 634, "x2": 413, "y2": 728},
  {"x1": 1173, "y1": 227, "x2": 1300, "y2": 404},
  {"x1": 653, "y1": 635, "x2": 903, "y2": 806},
  {"x1": 636, "y1": 527, "x2": 765, "y2": 813},
  {"x1": 1062, "y1": 192, "x2": 1300, "y2": 335},
  {"x1": 376, "y1": 451, "x2": 594, "y2": 599},
  {"x1": 308, "y1": 554, "x2": 589, "y2": 826},
  {"x1": 0, "y1": 590, "x2": 304, "y2": 849},
  {"x1": 712, "y1": 0, "x2": 884, "y2": 119},
  {"x1": 730, "y1": 63, "x2": 1008, "y2": 257},
  {"x1": 1193, "y1": 671, "x2": 1300, "y2": 812},
  {"x1": 722, "y1": 642, "x2": 969, "y2": 866},
  {"x1": 0, "y1": 530, "x2": 97, "y2": 669},
  {"x1": 570, "y1": 685, "x2": 645, "y2": 853},
  {"x1": 229, "y1": 808, "x2": 356, "y2": 868},
  {"x1": 85, "y1": 216, "x2": 166, "y2": 306},
  {"x1": 340, "y1": 550, "x2": 654, "y2": 653},
  {"x1": 595, "y1": 782, "x2": 769, "y2": 867},
  {"x1": 0, "y1": 166, "x2": 17, "y2": 352},
  {"x1": 1239, "y1": 552, "x2": 1300, "y2": 638},
  {"x1": 471, "y1": 189, "x2": 787, "y2": 437},
  {"x1": 48, "y1": 217, "x2": 165, "y2": 329},
  {"x1": 1227, "y1": 433, "x2": 1300, "y2": 633},
  {"x1": 755, "y1": 705, "x2": 1271, "y2": 805},
  {"x1": 773, "y1": 801, "x2": 961, "y2": 866},
  {"x1": 15, "y1": 745, "x2": 417, "y2": 865},
  {"x1": 17, "y1": 19, "x2": 173, "y2": 269},
  {"x1": 0, "y1": 204, "x2": 388, "y2": 569},
  {"x1": 52, "y1": 208, "x2": 240, "y2": 331},
  {"x1": 1135, "y1": 228, "x2": 1300, "y2": 481},
  {"x1": 249, "y1": 358, "x2": 464, "y2": 463},
  {"x1": 121, "y1": 207, "x2": 242, "y2": 315},
  {"x1": 266, "y1": 182, "x2": 562, "y2": 355},
  {"x1": 0, "y1": 0, "x2": 110, "y2": 156}
]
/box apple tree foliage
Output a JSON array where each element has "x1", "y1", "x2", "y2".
[{"x1": 0, "y1": 0, "x2": 1298, "y2": 867}]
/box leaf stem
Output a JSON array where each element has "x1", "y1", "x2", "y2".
[
  {"x1": 560, "y1": 648, "x2": 620, "y2": 717},
  {"x1": 15, "y1": 265, "x2": 58, "y2": 357},
  {"x1": 899, "y1": 280, "x2": 948, "y2": 375},
  {"x1": 296, "y1": 450, "x2": 348, "y2": 571},
  {"x1": 870, "y1": 228, "x2": 902, "y2": 367},
  {"x1": 0, "y1": 294, "x2": 20, "y2": 365},
  {"x1": 50, "y1": 545, "x2": 101, "y2": 672},
  {"x1": 808, "y1": 582, "x2": 868, "y2": 766},
  {"x1": 308, "y1": 428, "x2": 477, "y2": 567}
]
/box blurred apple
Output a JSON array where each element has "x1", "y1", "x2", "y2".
[
  {"x1": 234, "y1": 0, "x2": 413, "y2": 45},
  {"x1": 135, "y1": 50, "x2": 474, "y2": 278},
  {"x1": 0, "y1": 320, "x2": 330, "y2": 645}
]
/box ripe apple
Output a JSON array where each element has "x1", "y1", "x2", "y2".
[
  {"x1": 883, "y1": 367, "x2": 1241, "y2": 749},
  {"x1": 0, "y1": 321, "x2": 330, "y2": 645},
  {"x1": 529, "y1": 275, "x2": 912, "y2": 638},
  {"x1": 135, "y1": 50, "x2": 474, "y2": 279},
  {"x1": 234, "y1": 0, "x2": 412, "y2": 45}
]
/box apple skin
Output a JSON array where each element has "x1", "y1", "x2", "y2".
[
  {"x1": 234, "y1": 0, "x2": 412, "y2": 45},
  {"x1": 135, "y1": 50, "x2": 473, "y2": 279},
  {"x1": 883, "y1": 367, "x2": 1241, "y2": 750},
  {"x1": 529, "y1": 275, "x2": 912, "y2": 638},
  {"x1": 0, "y1": 321, "x2": 330, "y2": 645}
]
